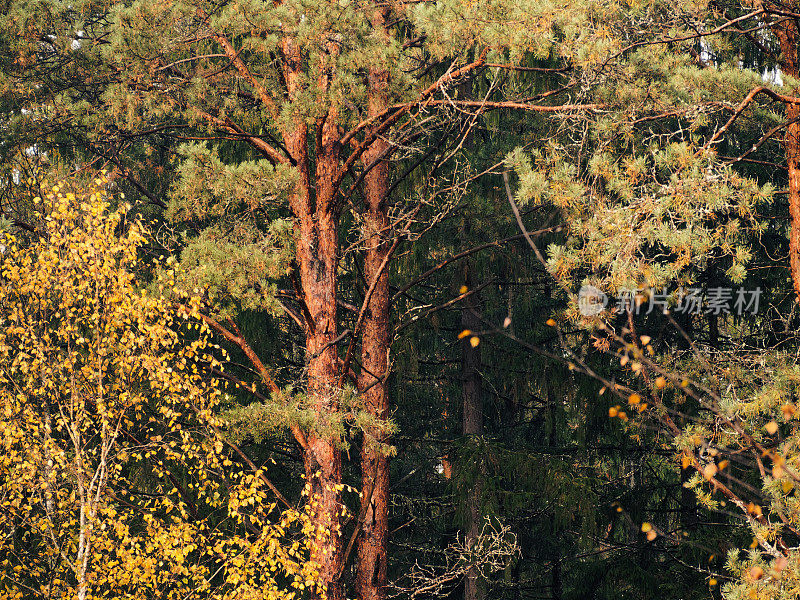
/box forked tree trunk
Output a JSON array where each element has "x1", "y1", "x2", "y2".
[
  {"x1": 357, "y1": 8, "x2": 392, "y2": 600},
  {"x1": 284, "y1": 47, "x2": 344, "y2": 597},
  {"x1": 276, "y1": 13, "x2": 488, "y2": 599}
]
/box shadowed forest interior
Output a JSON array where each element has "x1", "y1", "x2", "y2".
[{"x1": 3, "y1": 2, "x2": 800, "y2": 599}]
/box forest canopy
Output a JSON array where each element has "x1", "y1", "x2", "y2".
[{"x1": 3, "y1": 1, "x2": 800, "y2": 599}]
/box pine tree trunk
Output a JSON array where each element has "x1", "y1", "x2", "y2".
[
  {"x1": 773, "y1": 10, "x2": 800, "y2": 302},
  {"x1": 356, "y1": 166, "x2": 391, "y2": 600},
  {"x1": 285, "y1": 93, "x2": 344, "y2": 600},
  {"x1": 357, "y1": 10, "x2": 392, "y2": 598},
  {"x1": 551, "y1": 549, "x2": 562, "y2": 600},
  {"x1": 461, "y1": 258, "x2": 484, "y2": 600}
]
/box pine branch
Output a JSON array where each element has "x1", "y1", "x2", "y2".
[
  {"x1": 194, "y1": 109, "x2": 290, "y2": 165},
  {"x1": 189, "y1": 309, "x2": 310, "y2": 452},
  {"x1": 700, "y1": 86, "x2": 800, "y2": 152}
]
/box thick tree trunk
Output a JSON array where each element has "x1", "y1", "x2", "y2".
[
  {"x1": 788, "y1": 103, "x2": 800, "y2": 304},
  {"x1": 773, "y1": 12, "x2": 800, "y2": 302},
  {"x1": 356, "y1": 159, "x2": 391, "y2": 600},
  {"x1": 285, "y1": 95, "x2": 344, "y2": 600},
  {"x1": 300, "y1": 204, "x2": 344, "y2": 600},
  {"x1": 279, "y1": 25, "x2": 346, "y2": 599},
  {"x1": 461, "y1": 259, "x2": 484, "y2": 600},
  {"x1": 357, "y1": 11, "x2": 392, "y2": 599}
]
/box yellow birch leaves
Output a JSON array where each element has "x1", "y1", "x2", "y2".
[{"x1": 0, "y1": 180, "x2": 321, "y2": 600}]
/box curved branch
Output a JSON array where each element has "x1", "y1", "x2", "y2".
[
  {"x1": 193, "y1": 310, "x2": 309, "y2": 452},
  {"x1": 194, "y1": 109, "x2": 290, "y2": 165},
  {"x1": 701, "y1": 86, "x2": 800, "y2": 152}
]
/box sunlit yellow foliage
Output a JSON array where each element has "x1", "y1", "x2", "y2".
[{"x1": 0, "y1": 180, "x2": 321, "y2": 600}]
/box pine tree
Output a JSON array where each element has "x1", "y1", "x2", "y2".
[{"x1": 8, "y1": 0, "x2": 800, "y2": 597}]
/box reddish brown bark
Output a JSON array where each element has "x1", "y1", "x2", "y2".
[
  {"x1": 291, "y1": 140, "x2": 345, "y2": 600},
  {"x1": 199, "y1": 22, "x2": 491, "y2": 600},
  {"x1": 357, "y1": 8, "x2": 392, "y2": 600},
  {"x1": 355, "y1": 186, "x2": 391, "y2": 600},
  {"x1": 282, "y1": 34, "x2": 344, "y2": 600},
  {"x1": 773, "y1": 14, "x2": 800, "y2": 302}
]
